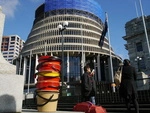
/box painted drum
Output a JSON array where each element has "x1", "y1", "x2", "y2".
[
  {"x1": 36, "y1": 80, "x2": 60, "y2": 91},
  {"x1": 37, "y1": 63, "x2": 61, "y2": 72},
  {"x1": 38, "y1": 56, "x2": 61, "y2": 64},
  {"x1": 37, "y1": 76, "x2": 60, "y2": 82}
]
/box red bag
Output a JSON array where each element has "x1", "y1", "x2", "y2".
[
  {"x1": 89, "y1": 105, "x2": 107, "y2": 113},
  {"x1": 73, "y1": 101, "x2": 107, "y2": 113}
]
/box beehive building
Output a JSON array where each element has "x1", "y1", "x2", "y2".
[{"x1": 21, "y1": 0, "x2": 122, "y2": 84}]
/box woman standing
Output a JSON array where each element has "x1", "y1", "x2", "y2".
[{"x1": 119, "y1": 59, "x2": 139, "y2": 113}]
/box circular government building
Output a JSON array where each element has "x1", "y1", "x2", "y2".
[{"x1": 20, "y1": 0, "x2": 122, "y2": 84}]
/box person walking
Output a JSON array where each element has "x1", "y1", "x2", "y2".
[
  {"x1": 119, "y1": 59, "x2": 139, "y2": 113},
  {"x1": 81, "y1": 65, "x2": 96, "y2": 105}
]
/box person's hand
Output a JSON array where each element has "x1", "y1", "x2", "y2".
[{"x1": 91, "y1": 69, "x2": 95, "y2": 75}]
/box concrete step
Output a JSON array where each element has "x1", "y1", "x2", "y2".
[{"x1": 23, "y1": 98, "x2": 150, "y2": 112}]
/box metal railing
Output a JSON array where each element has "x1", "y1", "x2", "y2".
[
  {"x1": 23, "y1": 78, "x2": 150, "y2": 106},
  {"x1": 59, "y1": 78, "x2": 150, "y2": 104}
]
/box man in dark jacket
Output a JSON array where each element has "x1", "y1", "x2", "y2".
[
  {"x1": 81, "y1": 65, "x2": 96, "y2": 104},
  {"x1": 119, "y1": 59, "x2": 139, "y2": 113}
]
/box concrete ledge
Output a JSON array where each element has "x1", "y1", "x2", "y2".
[
  {"x1": 22, "y1": 109, "x2": 84, "y2": 113},
  {"x1": 0, "y1": 74, "x2": 24, "y2": 112}
]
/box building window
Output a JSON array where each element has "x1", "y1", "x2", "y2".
[
  {"x1": 11, "y1": 36, "x2": 16, "y2": 41},
  {"x1": 10, "y1": 42, "x2": 15, "y2": 44},
  {"x1": 9, "y1": 49, "x2": 14, "y2": 51},
  {"x1": 9, "y1": 52, "x2": 14, "y2": 54},
  {"x1": 136, "y1": 42, "x2": 143, "y2": 52},
  {"x1": 8, "y1": 55, "x2": 13, "y2": 57},
  {"x1": 17, "y1": 37, "x2": 19, "y2": 42}
]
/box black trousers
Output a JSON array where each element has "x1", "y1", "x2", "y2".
[{"x1": 125, "y1": 95, "x2": 139, "y2": 113}]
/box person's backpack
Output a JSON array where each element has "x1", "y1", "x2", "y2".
[
  {"x1": 73, "y1": 101, "x2": 107, "y2": 113},
  {"x1": 114, "y1": 66, "x2": 122, "y2": 87}
]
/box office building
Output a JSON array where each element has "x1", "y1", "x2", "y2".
[
  {"x1": 20, "y1": 0, "x2": 122, "y2": 84},
  {"x1": 1, "y1": 35, "x2": 25, "y2": 64}
]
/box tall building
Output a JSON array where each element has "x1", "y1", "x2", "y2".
[
  {"x1": 123, "y1": 15, "x2": 150, "y2": 74},
  {"x1": 0, "y1": 6, "x2": 16, "y2": 74},
  {"x1": 1, "y1": 35, "x2": 25, "y2": 64},
  {"x1": 20, "y1": 0, "x2": 122, "y2": 84}
]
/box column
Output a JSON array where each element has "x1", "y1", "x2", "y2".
[
  {"x1": 15, "y1": 58, "x2": 19, "y2": 74},
  {"x1": 107, "y1": 57, "x2": 112, "y2": 82},
  {"x1": 34, "y1": 54, "x2": 38, "y2": 83},
  {"x1": 23, "y1": 57, "x2": 27, "y2": 84},
  {"x1": 19, "y1": 55, "x2": 22, "y2": 75},
  {"x1": 67, "y1": 52, "x2": 69, "y2": 82},
  {"x1": 97, "y1": 54, "x2": 101, "y2": 81}
]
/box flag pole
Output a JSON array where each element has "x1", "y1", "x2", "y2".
[
  {"x1": 105, "y1": 12, "x2": 115, "y2": 93},
  {"x1": 139, "y1": 0, "x2": 150, "y2": 57},
  {"x1": 135, "y1": 1, "x2": 139, "y2": 18}
]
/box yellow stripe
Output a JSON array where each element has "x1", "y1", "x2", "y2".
[{"x1": 37, "y1": 71, "x2": 60, "y2": 77}]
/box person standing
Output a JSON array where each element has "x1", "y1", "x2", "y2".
[
  {"x1": 81, "y1": 65, "x2": 96, "y2": 104},
  {"x1": 119, "y1": 59, "x2": 139, "y2": 113}
]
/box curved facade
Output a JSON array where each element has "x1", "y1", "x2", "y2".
[
  {"x1": 21, "y1": 0, "x2": 122, "y2": 84},
  {"x1": 44, "y1": 0, "x2": 104, "y2": 21}
]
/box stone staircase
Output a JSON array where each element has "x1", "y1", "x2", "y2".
[
  {"x1": 57, "y1": 102, "x2": 150, "y2": 112},
  {"x1": 23, "y1": 98, "x2": 150, "y2": 113},
  {"x1": 102, "y1": 103, "x2": 150, "y2": 113}
]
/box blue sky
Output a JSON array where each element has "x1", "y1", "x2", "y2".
[{"x1": 0, "y1": 0, "x2": 150, "y2": 60}]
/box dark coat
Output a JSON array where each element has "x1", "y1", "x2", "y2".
[
  {"x1": 81, "y1": 72, "x2": 96, "y2": 97},
  {"x1": 119, "y1": 65, "x2": 138, "y2": 99}
]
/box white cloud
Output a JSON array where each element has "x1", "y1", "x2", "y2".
[{"x1": 0, "y1": 0, "x2": 20, "y2": 18}]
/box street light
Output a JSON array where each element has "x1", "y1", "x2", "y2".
[
  {"x1": 135, "y1": 56, "x2": 142, "y2": 72},
  {"x1": 93, "y1": 59, "x2": 97, "y2": 80},
  {"x1": 57, "y1": 21, "x2": 68, "y2": 94}
]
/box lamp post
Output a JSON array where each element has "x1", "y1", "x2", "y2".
[
  {"x1": 19, "y1": 55, "x2": 22, "y2": 75},
  {"x1": 57, "y1": 21, "x2": 68, "y2": 94},
  {"x1": 93, "y1": 59, "x2": 97, "y2": 80},
  {"x1": 135, "y1": 56, "x2": 142, "y2": 72}
]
